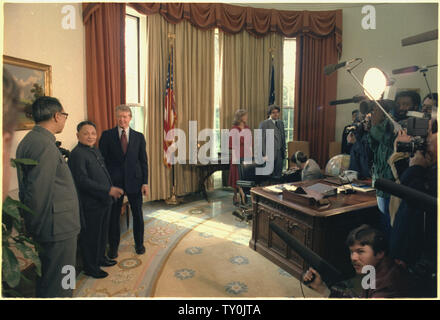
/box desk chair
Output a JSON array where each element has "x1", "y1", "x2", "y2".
[
  {"x1": 328, "y1": 141, "x2": 341, "y2": 161},
  {"x1": 232, "y1": 162, "x2": 280, "y2": 223},
  {"x1": 232, "y1": 162, "x2": 257, "y2": 223}
]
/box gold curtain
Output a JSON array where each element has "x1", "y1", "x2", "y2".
[
  {"x1": 145, "y1": 14, "x2": 173, "y2": 201},
  {"x1": 220, "y1": 31, "x2": 283, "y2": 131},
  {"x1": 145, "y1": 15, "x2": 215, "y2": 201},
  {"x1": 174, "y1": 20, "x2": 215, "y2": 196}
]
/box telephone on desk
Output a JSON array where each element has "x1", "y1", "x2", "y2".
[{"x1": 281, "y1": 167, "x2": 302, "y2": 183}]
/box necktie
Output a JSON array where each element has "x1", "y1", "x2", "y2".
[{"x1": 121, "y1": 129, "x2": 128, "y2": 154}]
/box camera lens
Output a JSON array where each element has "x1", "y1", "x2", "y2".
[{"x1": 396, "y1": 141, "x2": 413, "y2": 154}]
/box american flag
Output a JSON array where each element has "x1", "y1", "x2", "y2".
[{"x1": 164, "y1": 48, "x2": 177, "y2": 168}]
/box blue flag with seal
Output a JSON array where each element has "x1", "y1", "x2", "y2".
[{"x1": 269, "y1": 57, "x2": 275, "y2": 105}]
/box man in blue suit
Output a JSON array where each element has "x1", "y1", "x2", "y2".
[{"x1": 99, "y1": 105, "x2": 149, "y2": 258}]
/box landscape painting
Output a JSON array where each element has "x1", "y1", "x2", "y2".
[{"x1": 3, "y1": 55, "x2": 52, "y2": 130}]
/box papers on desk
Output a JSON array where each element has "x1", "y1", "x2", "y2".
[
  {"x1": 337, "y1": 183, "x2": 375, "y2": 193},
  {"x1": 265, "y1": 183, "x2": 337, "y2": 207},
  {"x1": 305, "y1": 183, "x2": 337, "y2": 197},
  {"x1": 284, "y1": 184, "x2": 298, "y2": 192},
  {"x1": 264, "y1": 185, "x2": 283, "y2": 194},
  {"x1": 264, "y1": 184, "x2": 298, "y2": 194},
  {"x1": 265, "y1": 183, "x2": 339, "y2": 198}
]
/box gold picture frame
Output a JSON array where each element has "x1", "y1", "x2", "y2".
[{"x1": 3, "y1": 55, "x2": 52, "y2": 130}]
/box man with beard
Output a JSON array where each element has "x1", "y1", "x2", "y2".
[{"x1": 393, "y1": 91, "x2": 421, "y2": 121}]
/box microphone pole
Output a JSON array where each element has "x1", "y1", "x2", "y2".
[{"x1": 420, "y1": 67, "x2": 434, "y2": 102}]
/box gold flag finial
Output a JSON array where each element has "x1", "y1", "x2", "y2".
[
  {"x1": 268, "y1": 47, "x2": 276, "y2": 59},
  {"x1": 168, "y1": 33, "x2": 176, "y2": 52}
]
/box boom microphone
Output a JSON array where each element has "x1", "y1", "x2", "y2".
[
  {"x1": 401, "y1": 29, "x2": 438, "y2": 47},
  {"x1": 329, "y1": 95, "x2": 368, "y2": 106},
  {"x1": 392, "y1": 65, "x2": 421, "y2": 75},
  {"x1": 374, "y1": 178, "x2": 437, "y2": 213},
  {"x1": 324, "y1": 58, "x2": 361, "y2": 76},
  {"x1": 392, "y1": 64, "x2": 437, "y2": 75},
  {"x1": 269, "y1": 222, "x2": 345, "y2": 287}
]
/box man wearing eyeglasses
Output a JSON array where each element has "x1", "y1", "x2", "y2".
[{"x1": 16, "y1": 96, "x2": 81, "y2": 298}]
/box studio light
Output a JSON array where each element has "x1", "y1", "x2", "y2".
[{"x1": 363, "y1": 67, "x2": 388, "y2": 100}]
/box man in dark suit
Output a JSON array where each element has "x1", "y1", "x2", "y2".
[
  {"x1": 99, "y1": 105, "x2": 149, "y2": 258},
  {"x1": 68, "y1": 121, "x2": 124, "y2": 278},
  {"x1": 259, "y1": 105, "x2": 286, "y2": 177},
  {"x1": 16, "y1": 96, "x2": 81, "y2": 297}
]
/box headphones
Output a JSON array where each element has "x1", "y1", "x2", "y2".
[{"x1": 293, "y1": 151, "x2": 307, "y2": 166}]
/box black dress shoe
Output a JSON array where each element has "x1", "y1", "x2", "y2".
[
  {"x1": 108, "y1": 249, "x2": 118, "y2": 259},
  {"x1": 100, "y1": 258, "x2": 117, "y2": 267},
  {"x1": 135, "y1": 245, "x2": 146, "y2": 255},
  {"x1": 84, "y1": 269, "x2": 108, "y2": 279}
]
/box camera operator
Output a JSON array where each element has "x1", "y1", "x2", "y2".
[
  {"x1": 393, "y1": 90, "x2": 421, "y2": 121},
  {"x1": 303, "y1": 224, "x2": 413, "y2": 298},
  {"x1": 389, "y1": 120, "x2": 437, "y2": 297},
  {"x1": 422, "y1": 92, "x2": 437, "y2": 115},
  {"x1": 347, "y1": 104, "x2": 373, "y2": 180},
  {"x1": 341, "y1": 109, "x2": 361, "y2": 155},
  {"x1": 368, "y1": 100, "x2": 396, "y2": 239}
]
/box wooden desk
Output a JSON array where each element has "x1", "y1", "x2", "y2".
[
  {"x1": 250, "y1": 180, "x2": 380, "y2": 280},
  {"x1": 189, "y1": 156, "x2": 230, "y2": 201}
]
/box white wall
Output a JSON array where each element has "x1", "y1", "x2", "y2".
[
  {"x1": 4, "y1": 3, "x2": 86, "y2": 191},
  {"x1": 335, "y1": 3, "x2": 438, "y2": 143}
]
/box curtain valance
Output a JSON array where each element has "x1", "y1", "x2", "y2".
[{"x1": 127, "y1": 3, "x2": 342, "y2": 54}]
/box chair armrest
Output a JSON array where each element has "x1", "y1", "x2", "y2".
[{"x1": 236, "y1": 180, "x2": 256, "y2": 188}]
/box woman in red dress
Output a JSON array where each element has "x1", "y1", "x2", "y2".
[{"x1": 228, "y1": 109, "x2": 252, "y2": 205}]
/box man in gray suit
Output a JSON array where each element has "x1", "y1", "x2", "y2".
[
  {"x1": 16, "y1": 96, "x2": 81, "y2": 297},
  {"x1": 259, "y1": 105, "x2": 286, "y2": 177}
]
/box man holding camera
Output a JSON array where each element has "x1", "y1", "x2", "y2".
[
  {"x1": 341, "y1": 109, "x2": 361, "y2": 155},
  {"x1": 393, "y1": 90, "x2": 421, "y2": 121},
  {"x1": 389, "y1": 122, "x2": 437, "y2": 297},
  {"x1": 422, "y1": 92, "x2": 437, "y2": 115},
  {"x1": 347, "y1": 107, "x2": 372, "y2": 180},
  {"x1": 368, "y1": 100, "x2": 396, "y2": 239},
  {"x1": 303, "y1": 224, "x2": 412, "y2": 298}
]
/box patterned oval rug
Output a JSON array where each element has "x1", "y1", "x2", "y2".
[
  {"x1": 73, "y1": 194, "x2": 320, "y2": 298},
  {"x1": 151, "y1": 200, "x2": 319, "y2": 298}
]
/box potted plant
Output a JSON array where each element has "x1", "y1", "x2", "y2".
[{"x1": 2, "y1": 158, "x2": 41, "y2": 297}]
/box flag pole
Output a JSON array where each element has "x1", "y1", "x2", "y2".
[
  {"x1": 165, "y1": 35, "x2": 181, "y2": 205},
  {"x1": 268, "y1": 47, "x2": 276, "y2": 106},
  {"x1": 165, "y1": 162, "x2": 181, "y2": 204}
]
